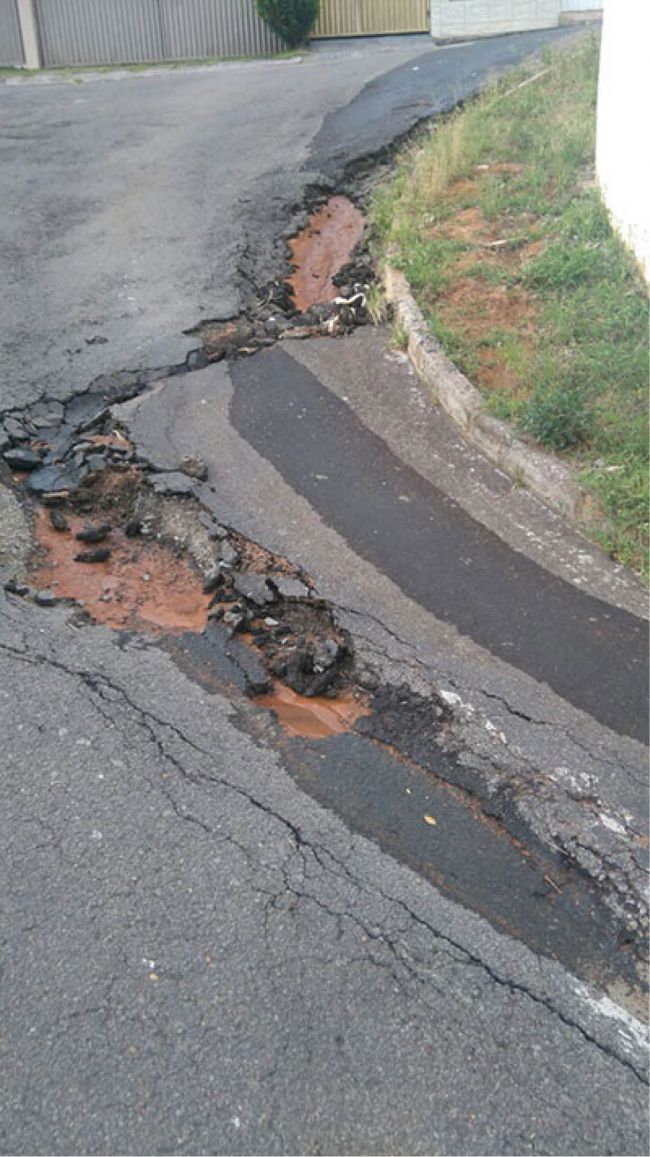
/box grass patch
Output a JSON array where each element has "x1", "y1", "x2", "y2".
[{"x1": 372, "y1": 37, "x2": 649, "y2": 576}]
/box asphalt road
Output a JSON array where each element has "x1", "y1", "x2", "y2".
[
  {"x1": 1, "y1": 27, "x2": 574, "y2": 415},
  {"x1": 1, "y1": 29, "x2": 648, "y2": 1157}
]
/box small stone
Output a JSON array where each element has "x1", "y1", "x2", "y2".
[
  {"x1": 198, "y1": 511, "x2": 228, "y2": 540},
  {"x1": 313, "y1": 639, "x2": 341, "y2": 670},
  {"x1": 34, "y1": 589, "x2": 58, "y2": 607},
  {"x1": 357, "y1": 668, "x2": 379, "y2": 692},
  {"x1": 4, "y1": 579, "x2": 31, "y2": 596},
  {"x1": 219, "y1": 540, "x2": 239, "y2": 567},
  {"x1": 223, "y1": 609, "x2": 245, "y2": 632},
  {"x1": 75, "y1": 547, "x2": 111, "y2": 564},
  {"x1": 3, "y1": 447, "x2": 43, "y2": 472},
  {"x1": 75, "y1": 523, "x2": 111, "y2": 544},
  {"x1": 202, "y1": 564, "x2": 223, "y2": 595},
  {"x1": 124, "y1": 519, "x2": 142, "y2": 538},
  {"x1": 49, "y1": 509, "x2": 69, "y2": 532},
  {"x1": 179, "y1": 455, "x2": 208, "y2": 482}
]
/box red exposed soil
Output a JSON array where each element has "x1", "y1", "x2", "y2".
[
  {"x1": 436, "y1": 277, "x2": 537, "y2": 394},
  {"x1": 288, "y1": 196, "x2": 365, "y2": 313},
  {"x1": 30, "y1": 511, "x2": 210, "y2": 634},
  {"x1": 255, "y1": 681, "x2": 371, "y2": 739},
  {"x1": 422, "y1": 170, "x2": 545, "y2": 394}
]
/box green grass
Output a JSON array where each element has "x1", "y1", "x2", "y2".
[{"x1": 372, "y1": 37, "x2": 649, "y2": 577}]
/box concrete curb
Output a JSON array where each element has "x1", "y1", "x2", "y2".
[{"x1": 383, "y1": 263, "x2": 590, "y2": 526}]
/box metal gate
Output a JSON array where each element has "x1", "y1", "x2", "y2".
[
  {"x1": 314, "y1": 0, "x2": 429, "y2": 37},
  {"x1": 0, "y1": 0, "x2": 24, "y2": 65},
  {"x1": 34, "y1": 0, "x2": 281, "y2": 67}
]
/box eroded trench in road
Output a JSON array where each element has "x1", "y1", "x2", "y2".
[{"x1": 2, "y1": 187, "x2": 648, "y2": 1015}]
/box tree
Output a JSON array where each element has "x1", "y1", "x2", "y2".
[{"x1": 256, "y1": 0, "x2": 320, "y2": 48}]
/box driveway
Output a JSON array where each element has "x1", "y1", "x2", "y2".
[{"x1": 1, "y1": 28, "x2": 648, "y2": 1157}]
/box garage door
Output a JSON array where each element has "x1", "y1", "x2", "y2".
[{"x1": 314, "y1": 0, "x2": 429, "y2": 37}]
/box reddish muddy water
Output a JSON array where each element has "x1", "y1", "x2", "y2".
[
  {"x1": 30, "y1": 511, "x2": 211, "y2": 634},
  {"x1": 255, "y1": 681, "x2": 371, "y2": 739},
  {"x1": 288, "y1": 196, "x2": 365, "y2": 312}
]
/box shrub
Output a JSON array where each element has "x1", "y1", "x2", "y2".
[
  {"x1": 256, "y1": 0, "x2": 320, "y2": 47},
  {"x1": 523, "y1": 381, "x2": 594, "y2": 450}
]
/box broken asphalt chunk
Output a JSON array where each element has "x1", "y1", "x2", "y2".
[
  {"x1": 49, "y1": 509, "x2": 69, "y2": 532},
  {"x1": 2, "y1": 417, "x2": 28, "y2": 443},
  {"x1": 75, "y1": 523, "x2": 111, "y2": 544},
  {"x1": 4, "y1": 579, "x2": 31, "y2": 597},
  {"x1": 27, "y1": 463, "x2": 86, "y2": 495},
  {"x1": 74, "y1": 547, "x2": 111, "y2": 564},
  {"x1": 232, "y1": 572, "x2": 275, "y2": 607},
  {"x1": 268, "y1": 575, "x2": 310, "y2": 600},
  {"x1": 34, "y1": 589, "x2": 58, "y2": 607},
  {"x1": 150, "y1": 472, "x2": 197, "y2": 497},
  {"x1": 3, "y1": 447, "x2": 43, "y2": 472}
]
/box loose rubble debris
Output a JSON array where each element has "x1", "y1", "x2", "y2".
[
  {"x1": 186, "y1": 195, "x2": 379, "y2": 362},
  {"x1": 9, "y1": 440, "x2": 359, "y2": 706}
]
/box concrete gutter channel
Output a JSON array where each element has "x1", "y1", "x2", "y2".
[{"x1": 1, "y1": 30, "x2": 648, "y2": 1029}]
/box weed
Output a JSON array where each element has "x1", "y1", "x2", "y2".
[
  {"x1": 392, "y1": 321, "x2": 410, "y2": 352},
  {"x1": 364, "y1": 284, "x2": 389, "y2": 325},
  {"x1": 523, "y1": 381, "x2": 595, "y2": 450}
]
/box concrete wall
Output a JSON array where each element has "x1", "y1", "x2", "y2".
[
  {"x1": 430, "y1": 0, "x2": 600, "y2": 39},
  {"x1": 430, "y1": 0, "x2": 562, "y2": 39},
  {"x1": 596, "y1": 0, "x2": 650, "y2": 279}
]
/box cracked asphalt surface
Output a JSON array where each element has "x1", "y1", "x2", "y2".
[
  {"x1": 1, "y1": 28, "x2": 649, "y2": 1157},
  {"x1": 1, "y1": 599, "x2": 648, "y2": 1155}
]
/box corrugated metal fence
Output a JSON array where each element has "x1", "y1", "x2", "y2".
[
  {"x1": 315, "y1": 0, "x2": 429, "y2": 37},
  {"x1": 35, "y1": 0, "x2": 282, "y2": 65},
  {"x1": 0, "y1": 0, "x2": 24, "y2": 65},
  {"x1": 0, "y1": 0, "x2": 283, "y2": 68}
]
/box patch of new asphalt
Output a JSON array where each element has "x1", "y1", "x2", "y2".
[
  {"x1": 309, "y1": 25, "x2": 579, "y2": 181},
  {"x1": 229, "y1": 346, "x2": 648, "y2": 745}
]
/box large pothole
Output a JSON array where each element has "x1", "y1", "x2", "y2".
[
  {"x1": 10, "y1": 455, "x2": 369, "y2": 735},
  {"x1": 288, "y1": 195, "x2": 365, "y2": 312}
]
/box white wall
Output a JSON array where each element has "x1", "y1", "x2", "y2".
[
  {"x1": 430, "y1": 0, "x2": 602, "y2": 39},
  {"x1": 596, "y1": 0, "x2": 650, "y2": 279},
  {"x1": 430, "y1": 0, "x2": 562, "y2": 39}
]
